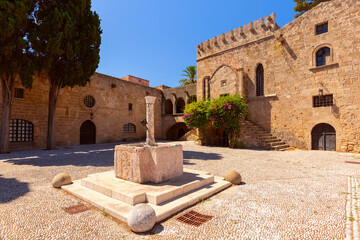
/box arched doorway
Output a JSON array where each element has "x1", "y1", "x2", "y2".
[
  {"x1": 311, "y1": 123, "x2": 336, "y2": 151},
  {"x1": 166, "y1": 123, "x2": 188, "y2": 140},
  {"x1": 178, "y1": 128, "x2": 186, "y2": 139},
  {"x1": 176, "y1": 98, "x2": 185, "y2": 114},
  {"x1": 80, "y1": 120, "x2": 96, "y2": 145},
  {"x1": 165, "y1": 99, "x2": 173, "y2": 114}
]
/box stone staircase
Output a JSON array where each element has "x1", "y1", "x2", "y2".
[{"x1": 240, "y1": 120, "x2": 291, "y2": 151}]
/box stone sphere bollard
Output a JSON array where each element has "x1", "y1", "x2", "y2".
[
  {"x1": 52, "y1": 173, "x2": 72, "y2": 188},
  {"x1": 127, "y1": 203, "x2": 156, "y2": 233},
  {"x1": 224, "y1": 170, "x2": 242, "y2": 185}
]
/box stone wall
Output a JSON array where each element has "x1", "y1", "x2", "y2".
[
  {"x1": 0, "y1": 72, "x2": 163, "y2": 149},
  {"x1": 196, "y1": 0, "x2": 360, "y2": 152}
]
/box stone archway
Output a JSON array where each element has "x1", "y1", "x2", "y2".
[
  {"x1": 166, "y1": 122, "x2": 188, "y2": 140},
  {"x1": 311, "y1": 123, "x2": 336, "y2": 151},
  {"x1": 80, "y1": 120, "x2": 96, "y2": 145},
  {"x1": 176, "y1": 98, "x2": 185, "y2": 114},
  {"x1": 165, "y1": 99, "x2": 173, "y2": 114}
]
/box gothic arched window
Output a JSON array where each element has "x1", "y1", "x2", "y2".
[{"x1": 256, "y1": 64, "x2": 264, "y2": 96}]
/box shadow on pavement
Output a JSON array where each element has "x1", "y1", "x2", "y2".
[
  {"x1": 183, "y1": 150, "x2": 223, "y2": 161},
  {"x1": 0, "y1": 143, "x2": 117, "y2": 167},
  {"x1": 0, "y1": 174, "x2": 30, "y2": 204}
]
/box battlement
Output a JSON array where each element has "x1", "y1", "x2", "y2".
[{"x1": 197, "y1": 13, "x2": 279, "y2": 60}]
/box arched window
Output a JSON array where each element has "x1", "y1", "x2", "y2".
[
  {"x1": 176, "y1": 98, "x2": 185, "y2": 114},
  {"x1": 316, "y1": 47, "x2": 330, "y2": 66},
  {"x1": 9, "y1": 119, "x2": 34, "y2": 142},
  {"x1": 256, "y1": 64, "x2": 264, "y2": 96},
  {"x1": 123, "y1": 123, "x2": 136, "y2": 133},
  {"x1": 165, "y1": 99, "x2": 173, "y2": 114}
]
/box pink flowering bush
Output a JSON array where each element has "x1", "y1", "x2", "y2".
[
  {"x1": 183, "y1": 95, "x2": 248, "y2": 147},
  {"x1": 183, "y1": 100, "x2": 210, "y2": 129},
  {"x1": 207, "y1": 95, "x2": 247, "y2": 131}
]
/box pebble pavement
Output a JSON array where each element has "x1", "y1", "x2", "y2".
[{"x1": 1, "y1": 141, "x2": 360, "y2": 239}]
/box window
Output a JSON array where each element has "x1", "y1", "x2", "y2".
[
  {"x1": 316, "y1": 22, "x2": 328, "y2": 35},
  {"x1": 123, "y1": 123, "x2": 136, "y2": 133},
  {"x1": 128, "y1": 103, "x2": 133, "y2": 110},
  {"x1": 14, "y1": 88, "x2": 24, "y2": 99},
  {"x1": 221, "y1": 80, "x2": 227, "y2": 87},
  {"x1": 316, "y1": 47, "x2": 330, "y2": 66},
  {"x1": 9, "y1": 119, "x2": 33, "y2": 142},
  {"x1": 313, "y1": 95, "x2": 333, "y2": 108},
  {"x1": 256, "y1": 64, "x2": 264, "y2": 96},
  {"x1": 220, "y1": 93, "x2": 229, "y2": 97},
  {"x1": 84, "y1": 95, "x2": 95, "y2": 108}
]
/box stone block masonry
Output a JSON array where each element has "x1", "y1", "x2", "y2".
[{"x1": 196, "y1": 0, "x2": 360, "y2": 152}]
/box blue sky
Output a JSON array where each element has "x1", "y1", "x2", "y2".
[{"x1": 91, "y1": 0, "x2": 296, "y2": 87}]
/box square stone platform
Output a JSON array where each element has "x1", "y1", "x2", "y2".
[{"x1": 62, "y1": 168, "x2": 231, "y2": 223}]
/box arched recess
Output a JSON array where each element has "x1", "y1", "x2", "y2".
[
  {"x1": 176, "y1": 98, "x2": 185, "y2": 114},
  {"x1": 312, "y1": 44, "x2": 333, "y2": 67},
  {"x1": 165, "y1": 99, "x2": 173, "y2": 114},
  {"x1": 311, "y1": 123, "x2": 336, "y2": 151},
  {"x1": 166, "y1": 122, "x2": 189, "y2": 140},
  {"x1": 208, "y1": 64, "x2": 241, "y2": 99},
  {"x1": 80, "y1": 120, "x2": 96, "y2": 145},
  {"x1": 256, "y1": 64, "x2": 264, "y2": 96}
]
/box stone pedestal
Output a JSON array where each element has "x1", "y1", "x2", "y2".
[{"x1": 114, "y1": 143, "x2": 183, "y2": 184}]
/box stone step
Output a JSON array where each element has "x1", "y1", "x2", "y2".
[
  {"x1": 62, "y1": 173, "x2": 231, "y2": 223},
  {"x1": 243, "y1": 120, "x2": 292, "y2": 151},
  {"x1": 271, "y1": 144, "x2": 290, "y2": 150},
  {"x1": 81, "y1": 169, "x2": 215, "y2": 206},
  {"x1": 260, "y1": 136, "x2": 277, "y2": 140},
  {"x1": 267, "y1": 141, "x2": 285, "y2": 147},
  {"x1": 277, "y1": 147, "x2": 292, "y2": 151},
  {"x1": 262, "y1": 138, "x2": 282, "y2": 143}
]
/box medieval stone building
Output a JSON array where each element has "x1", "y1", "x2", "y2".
[
  {"x1": 1, "y1": 0, "x2": 359, "y2": 152},
  {"x1": 196, "y1": 0, "x2": 360, "y2": 152}
]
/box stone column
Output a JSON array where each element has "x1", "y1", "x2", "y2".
[{"x1": 145, "y1": 96, "x2": 156, "y2": 146}]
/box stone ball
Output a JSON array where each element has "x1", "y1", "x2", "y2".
[
  {"x1": 52, "y1": 173, "x2": 72, "y2": 188},
  {"x1": 224, "y1": 170, "x2": 242, "y2": 185},
  {"x1": 127, "y1": 203, "x2": 156, "y2": 233}
]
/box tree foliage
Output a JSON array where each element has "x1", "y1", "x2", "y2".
[
  {"x1": 294, "y1": 0, "x2": 330, "y2": 18},
  {"x1": 30, "y1": 0, "x2": 102, "y2": 149},
  {"x1": 183, "y1": 95, "x2": 248, "y2": 147},
  {"x1": 179, "y1": 65, "x2": 197, "y2": 86},
  {"x1": 0, "y1": 0, "x2": 35, "y2": 153}
]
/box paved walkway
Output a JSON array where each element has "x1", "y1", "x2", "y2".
[{"x1": 0, "y1": 141, "x2": 360, "y2": 239}]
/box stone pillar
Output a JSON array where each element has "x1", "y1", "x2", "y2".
[{"x1": 145, "y1": 96, "x2": 156, "y2": 146}]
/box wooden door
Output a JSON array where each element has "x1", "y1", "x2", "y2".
[
  {"x1": 80, "y1": 120, "x2": 96, "y2": 145},
  {"x1": 311, "y1": 123, "x2": 336, "y2": 151}
]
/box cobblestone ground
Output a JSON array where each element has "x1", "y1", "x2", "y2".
[{"x1": 1, "y1": 141, "x2": 360, "y2": 239}]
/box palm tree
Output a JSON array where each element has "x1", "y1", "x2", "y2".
[{"x1": 179, "y1": 65, "x2": 197, "y2": 86}]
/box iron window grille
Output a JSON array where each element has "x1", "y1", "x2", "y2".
[
  {"x1": 316, "y1": 23, "x2": 328, "y2": 35},
  {"x1": 9, "y1": 119, "x2": 33, "y2": 142},
  {"x1": 14, "y1": 88, "x2": 24, "y2": 99},
  {"x1": 128, "y1": 103, "x2": 133, "y2": 110},
  {"x1": 313, "y1": 94, "x2": 333, "y2": 108},
  {"x1": 84, "y1": 95, "x2": 95, "y2": 108},
  {"x1": 123, "y1": 123, "x2": 136, "y2": 133}
]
